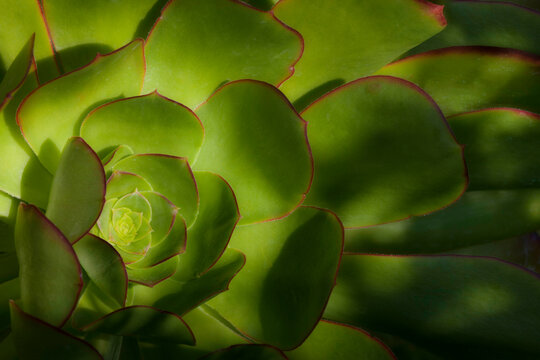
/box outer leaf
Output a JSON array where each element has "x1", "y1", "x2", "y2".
[
  {"x1": 273, "y1": 0, "x2": 447, "y2": 108},
  {"x1": 15, "y1": 203, "x2": 82, "y2": 326},
  {"x1": 10, "y1": 301, "x2": 102, "y2": 360},
  {"x1": 448, "y1": 108, "x2": 540, "y2": 190},
  {"x1": 0, "y1": 35, "x2": 34, "y2": 108},
  {"x1": 286, "y1": 320, "x2": 395, "y2": 360},
  {"x1": 207, "y1": 206, "x2": 343, "y2": 349},
  {"x1": 0, "y1": 253, "x2": 18, "y2": 284},
  {"x1": 0, "y1": 0, "x2": 59, "y2": 82},
  {"x1": 81, "y1": 92, "x2": 204, "y2": 163},
  {"x1": 46, "y1": 137, "x2": 105, "y2": 243},
  {"x1": 324, "y1": 254, "x2": 540, "y2": 358},
  {"x1": 345, "y1": 190, "x2": 540, "y2": 254},
  {"x1": 195, "y1": 80, "x2": 312, "y2": 224},
  {"x1": 127, "y1": 256, "x2": 179, "y2": 287},
  {"x1": 17, "y1": 39, "x2": 145, "y2": 173},
  {"x1": 432, "y1": 0, "x2": 540, "y2": 12},
  {"x1": 175, "y1": 172, "x2": 240, "y2": 280},
  {"x1": 82, "y1": 305, "x2": 195, "y2": 345},
  {"x1": 42, "y1": 0, "x2": 162, "y2": 71},
  {"x1": 377, "y1": 47, "x2": 540, "y2": 116},
  {"x1": 143, "y1": 0, "x2": 302, "y2": 108},
  {"x1": 201, "y1": 344, "x2": 286, "y2": 360},
  {"x1": 74, "y1": 234, "x2": 128, "y2": 307},
  {"x1": 113, "y1": 154, "x2": 198, "y2": 226},
  {"x1": 406, "y1": 1, "x2": 540, "y2": 56},
  {"x1": 71, "y1": 282, "x2": 121, "y2": 329},
  {"x1": 0, "y1": 278, "x2": 19, "y2": 335},
  {"x1": 302, "y1": 76, "x2": 466, "y2": 227}
]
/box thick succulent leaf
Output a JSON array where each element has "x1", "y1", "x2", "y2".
[
  {"x1": 0, "y1": 190, "x2": 18, "y2": 253},
  {"x1": 345, "y1": 190, "x2": 540, "y2": 254},
  {"x1": 81, "y1": 92, "x2": 204, "y2": 163},
  {"x1": 74, "y1": 234, "x2": 128, "y2": 307},
  {"x1": 143, "y1": 0, "x2": 302, "y2": 108},
  {"x1": 42, "y1": 0, "x2": 162, "y2": 72},
  {"x1": 273, "y1": 0, "x2": 446, "y2": 108},
  {"x1": 18, "y1": 39, "x2": 145, "y2": 173},
  {"x1": 432, "y1": 0, "x2": 540, "y2": 12},
  {"x1": 302, "y1": 76, "x2": 466, "y2": 227},
  {"x1": 71, "y1": 282, "x2": 121, "y2": 329},
  {"x1": 0, "y1": 0, "x2": 59, "y2": 82},
  {"x1": 46, "y1": 137, "x2": 105, "y2": 243},
  {"x1": 139, "y1": 191, "x2": 177, "y2": 246},
  {"x1": 132, "y1": 248, "x2": 246, "y2": 316},
  {"x1": 113, "y1": 154, "x2": 198, "y2": 226},
  {"x1": 202, "y1": 344, "x2": 286, "y2": 360},
  {"x1": 103, "y1": 145, "x2": 134, "y2": 175},
  {"x1": 405, "y1": 1, "x2": 540, "y2": 56},
  {"x1": 0, "y1": 334, "x2": 16, "y2": 360},
  {"x1": 324, "y1": 254, "x2": 540, "y2": 358},
  {"x1": 82, "y1": 305, "x2": 195, "y2": 345},
  {"x1": 242, "y1": 0, "x2": 278, "y2": 11},
  {"x1": 286, "y1": 320, "x2": 395, "y2": 360},
  {"x1": 0, "y1": 278, "x2": 19, "y2": 335},
  {"x1": 10, "y1": 301, "x2": 102, "y2": 360},
  {"x1": 0, "y1": 253, "x2": 18, "y2": 284},
  {"x1": 207, "y1": 206, "x2": 343, "y2": 349},
  {"x1": 127, "y1": 256, "x2": 178, "y2": 287},
  {"x1": 195, "y1": 80, "x2": 311, "y2": 224},
  {"x1": 449, "y1": 108, "x2": 540, "y2": 190},
  {"x1": 106, "y1": 171, "x2": 153, "y2": 200},
  {"x1": 377, "y1": 47, "x2": 540, "y2": 116},
  {"x1": 15, "y1": 203, "x2": 82, "y2": 326},
  {"x1": 0, "y1": 35, "x2": 34, "y2": 107},
  {"x1": 175, "y1": 172, "x2": 240, "y2": 280}
]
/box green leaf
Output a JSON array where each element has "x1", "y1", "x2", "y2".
[
  {"x1": 194, "y1": 80, "x2": 312, "y2": 224},
  {"x1": 132, "y1": 248, "x2": 246, "y2": 316},
  {"x1": 82, "y1": 305, "x2": 195, "y2": 345},
  {"x1": 324, "y1": 254, "x2": 540, "y2": 358},
  {"x1": 175, "y1": 172, "x2": 240, "y2": 280},
  {"x1": 103, "y1": 145, "x2": 134, "y2": 175},
  {"x1": 0, "y1": 278, "x2": 19, "y2": 335},
  {"x1": 448, "y1": 108, "x2": 540, "y2": 190},
  {"x1": 201, "y1": 344, "x2": 286, "y2": 360},
  {"x1": 0, "y1": 35, "x2": 34, "y2": 107},
  {"x1": 377, "y1": 47, "x2": 540, "y2": 116},
  {"x1": 18, "y1": 39, "x2": 145, "y2": 173},
  {"x1": 74, "y1": 234, "x2": 127, "y2": 307},
  {"x1": 431, "y1": 0, "x2": 540, "y2": 14},
  {"x1": 0, "y1": 192, "x2": 18, "y2": 253},
  {"x1": 207, "y1": 206, "x2": 343, "y2": 349},
  {"x1": 71, "y1": 281, "x2": 121, "y2": 329},
  {"x1": 405, "y1": 1, "x2": 540, "y2": 56},
  {"x1": 302, "y1": 76, "x2": 466, "y2": 227},
  {"x1": 0, "y1": 0, "x2": 59, "y2": 82},
  {"x1": 113, "y1": 154, "x2": 198, "y2": 226},
  {"x1": 46, "y1": 137, "x2": 105, "y2": 243},
  {"x1": 15, "y1": 203, "x2": 82, "y2": 326},
  {"x1": 42, "y1": 0, "x2": 162, "y2": 72},
  {"x1": 286, "y1": 320, "x2": 395, "y2": 360},
  {"x1": 81, "y1": 92, "x2": 204, "y2": 163},
  {"x1": 345, "y1": 190, "x2": 540, "y2": 254},
  {"x1": 143, "y1": 0, "x2": 302, "y2": 108},
  {"x1": 106, "y1": 171, "x2": 153, "y2": 200},
  {"x1": 273, "y1": 0, "x2": 446, "y2": 108},
  {"x1": 0, "y1": 253, "x2": 18, "y2": 284},
  {"x1": 10, "y1": 301, "x2": 102, "y2": 360},
  {"x1": 127, "y1": 256, "x2": 178, "y2": 287}
]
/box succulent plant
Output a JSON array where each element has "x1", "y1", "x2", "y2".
[{"x1": 1, "y1": 0, "x2": 540, "y2": 359}]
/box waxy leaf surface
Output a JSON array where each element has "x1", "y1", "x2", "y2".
[
  {"x1": 303, "y1": 76, "x2": 466, "y2": 227},
  {"x1": 144, "y1": 0, "x2": 302, "y2": 108},
  {"x1": 127, "y1": 256, "x2": 179, "y2": 287},
  {"x1": 202, "y1": 344, "x2": 286, "y2": 360},
  {"x1": 195, "y1": 80, "x2": 311, "y2": 224},
  {"x1": 0, "y1": 35, "x2": 34, "y2": 108}
]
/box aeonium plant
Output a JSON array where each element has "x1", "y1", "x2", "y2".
[{"x1": 1, "y1": 0, "x2": 540, "y2": 359}]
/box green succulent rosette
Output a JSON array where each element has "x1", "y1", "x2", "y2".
[{"x1": 0, "y1": 0, "x2": 539, "y2": 359}]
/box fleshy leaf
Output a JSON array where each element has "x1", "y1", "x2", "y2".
[
  {"x1": 42, "y1": 0, "x2": 163, "y2": 72},
  {"x1": 106, "y1": 172, "x2": 153, "y2": 200},
  {"x1": 81, "y1": 92, "x2": 204, "y2": 163},
  {"x1": 132, "y1": 248, "x2": 246, "y2": 316},
  {"x1": 175, "y1": 171, "x2": 240, "y2": 280},
  {"x1": 103, "y1": 145, "x2": 134, "y2": 175},
  {"x1": 46, "y1": 137, "x2": 105, "y2": 243},
  {"x1": 405, "y1": 1, "x2": 540, "y2": 56},
  {"x1": 10, "y1": 301, "x2": 102, "y2": 360},
  {"x1": 0, "y1": 0, "x2": 59, "y2": 82},
  {"x1": 143, "y1": 0, "x2": 302, "y2": 108},
  {"x1": 15, "y1": 203, "x2": 82, "y2": 326},
  {"x1": 113, "y1": 154, "x2": 198, "y2": 226},
  {"x1": 377, "y1": 47, "x2": 540, "y2": 116},
  {"x1": 302, "y1": 76, "x2": 466, "y2": 227},
  {"x1": 139, "y1": 191, "x2": 177, "y2": 245},
  {"x1": 201, "y1": 344, "x2": 286, "y2": 360},
  {"x1": 0, "y1": 278, "x2": 19, "y2": 335},
  {"x1": 207, "y1": 206, "x2": 343, "y2": 349},
  {"x1": 325, "y1": 254, "x2": 540, "y2": 358},
  {"x1": 127, "y1": 256, "x2": 178, "y2": 287},
  {"x1": 286, "y1": 320, "x2": 395, "y2": 360},
  {"x1": 195, "y1": 80, "x2": 312, "y2": 224},
  {"x1": 273, "y1": 0, "x2": 446, "y2": 108},
  {"x1": 0, "y1": 253, "x2": 18, "y2": 284},
  {"x1": 449, "y1": 108, "x2": 540, "y2": 190},
  {"x1": 0, "y1": 35, "x2": 34, "y2": 107},
  {"x1": 345, "y1": 189, "x2": 540, "y2": 254},
  {"x1": 82, "y1": 305, "x2": 195, "y2": 345},
  {"x1": 18, "y1": 39, "x2": 145, "y2": 173},
  {"x1": 74, "y1": 234, "x2": 127, "y2": 307},
  {"x1": 71, "y1": 281, "x2": 121, "y2": 329}
]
